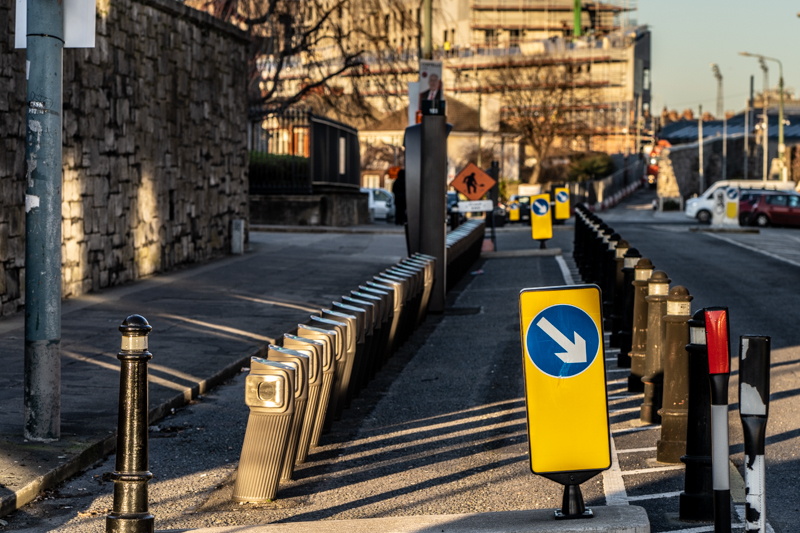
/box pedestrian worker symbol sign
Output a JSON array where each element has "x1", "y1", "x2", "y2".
[
  {"x1": 452, "y1": 163, "x2": 496, "y2": 201},
  {"x1": 526, "y1": 304, "x2": 600, "y2": 378},
  {"x1": 519, "y1": 285, "x2": 610, "y2": 475}
]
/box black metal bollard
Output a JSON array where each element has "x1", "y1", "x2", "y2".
[
  {"x1": 617, "y1": 247, "x2": 642, "y2": 368},
  {"x1": 107, "y1": 315, "x2": 154, "y2": 533},
  {"x1": 641, "y1": 270, "x2": 671, "y2": 424},
  {"x1": 628, "y1": 258, "x2": 654, "y2": 392},
  {"x1": 609, "y1": 239, "x2": 630, "y2": 349},
  {"x1": 602, "y1": 233, "x2": 621, "y2": 329},
  {"x1": 679, "y1": 310, "x2": 714, "y2": 522},
  {"x1": 739, "y1": 335, "x2": 770, "y2": 533},
  {"x1": 705, "y1": 307, "x2": 732, "y2": 533},
  {"x1": 657, "y1": 286, "x2": 693, "y2": 463}
]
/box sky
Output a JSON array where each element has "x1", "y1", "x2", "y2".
[{"x1": 637, "y1": 0, "x2": 799, "y2": 115}]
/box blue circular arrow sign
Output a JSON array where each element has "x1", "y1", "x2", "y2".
[
  {"x1": 726, "y1": 188, "x2": 738, "y2": 200},
  {"x1": 525, "y1": 304, "x2": 600, "y2": 378},
  {"x1": 556, "y1": 191, "x2": 569, "y2": 203},
  {"x1": 532, "y1": 198, "x2": 550, "y2": 216}
]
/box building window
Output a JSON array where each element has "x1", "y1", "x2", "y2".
[
  {"x1": 643, "y1": 68, "x2": 651, "y2": 91},
  {"x1": 485, "y1": 29, "x2": 496, "y2": 46},
  {"x1": 508, "y1": 29, "x2": 520, "y2": 46}
]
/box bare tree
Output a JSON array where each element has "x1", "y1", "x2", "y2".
[
  {"x1": 494, "y1": 59, "x2": 595, "y2": 184},
  {"x1": 188, "y1": 0, "x2": 420, "y2": 122}
]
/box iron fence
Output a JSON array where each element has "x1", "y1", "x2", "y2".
[{"x1": 248, "y1": 107, "x2": 361, "y2": 195}]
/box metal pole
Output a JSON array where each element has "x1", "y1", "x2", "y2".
[
  {"x1": 422, "y1": 0, "x2": 432, "y2": 59},
  {"x1": 24, "y1": 0, "x2": 64, "y2": 442},
  {"x1": 698, "y1": 105, "x2": 704, "y2": 193},
  {"x1": 778, "y1": 65, "x2": 785, "y2": 181},
  {"x1": 722, "y1": 115, "x2": 727, "y2": 180},
  {"x1": 761, "y1": 59, "x2": 768, "y2": 181}
]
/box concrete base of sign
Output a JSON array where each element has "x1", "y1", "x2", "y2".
[{"x1": 163, "y1": 506, "x2": 650, "y2": 533}]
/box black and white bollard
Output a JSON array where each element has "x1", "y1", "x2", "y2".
[
  {"x1": 705, "y1": 307, "x2": 731, "y2": 533},
  {"x1": 107, "y1": 315, "x2": 154, "y2": 533},
  {"x1": 739, "y1": 335, "x2": 770, "y2": 533}
]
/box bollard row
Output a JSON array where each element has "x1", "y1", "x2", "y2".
[
  {"x1": 231, "y1": 222, "x2": 485, "y2": 503},
  {"x1": 573, "y1": 204, "x2": 772, "y2": 531}
]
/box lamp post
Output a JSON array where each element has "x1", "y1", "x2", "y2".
[
  {"x1": 740, "y1": 52, "x2": 785, "y2": 181},
  {"x1": 710, "y1": 64, "x2": 726, "y2": 180}
]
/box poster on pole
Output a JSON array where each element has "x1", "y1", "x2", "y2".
[
  {"x1": 407, "y1": 81, "x2": 420, "y2": 126},
  {"x1": 418, "y1": 60, "x2": 443, "y2": 110}
]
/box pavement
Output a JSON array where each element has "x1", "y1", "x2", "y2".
[{"x1": 0, "y1": 222, "x2": 653, "y2": 533}]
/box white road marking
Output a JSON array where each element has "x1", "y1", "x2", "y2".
[
  {"x1": 627, "y1": 490, "x2": 682, "y2": 501},
  {"x1": 610, "y1": 407, "x2": 641, "y2": 414},
  {"x1": 611, "y1": 425, "x2": 660, "y2": 435},
  {"x1": 705, "y1": 232, "x2": 800, "y2": 268},
  {"x1": 555, "y1": 254, "x2": 576, "y2": 285},
  {"x1": 621, "y1": 465, "x2": 685, "y2": 476},
  {"x1": 616, "y1": 447, "x2": 657, "y2": 454},
  {"x1": 602, "y1": 435, "x2": 628, "y2": 506}
]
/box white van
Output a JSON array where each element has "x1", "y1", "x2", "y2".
[{"x1": 685, "y1": 180, "x2": 796, "y2": 223}]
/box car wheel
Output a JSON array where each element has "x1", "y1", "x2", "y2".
[
  {"x1": 755, "y1": 213, "x2": 770, "y2": 227},
  {"x1": 696, "y1": 210, "x2": 711, "y2": 224}
]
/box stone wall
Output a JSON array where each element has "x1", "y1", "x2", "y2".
[{"x1": 0, "y1": 0, "x2": 249, "y2": 314}]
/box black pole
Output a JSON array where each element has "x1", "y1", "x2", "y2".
[
  {"x1": 679, "y1": 310, "x2": 714, "y2": 522},
  {"x1": 107, "y1": 315, "x2": 154, "y2": 533}
]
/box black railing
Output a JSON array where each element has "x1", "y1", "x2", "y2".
[{"x1": 248, "y1": 107, "x2": 361, "y2": 195}]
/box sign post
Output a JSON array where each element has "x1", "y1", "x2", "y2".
[
  {"x1": 531, "y1": 193, "x2": 553, "y2": 248},
  {"x1": 519, "y1": 285, "x2": 610, "y2": 519},
  {"x1": 452, "y1": 162, "x2": 497, "y2": 201}
]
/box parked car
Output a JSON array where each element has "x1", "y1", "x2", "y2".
[
  {"x1": 362, "y1": 188, "x2": 395, "y2": 221},
  {"x1": 685, "y1": 180, "x2": 795, "y2": 224},
  {"x1": 746, "y1": 191, "x2": 800, "y2": 227},
  {"x1": 738, "y1": 190, "x2": 781, "y2": 226}
]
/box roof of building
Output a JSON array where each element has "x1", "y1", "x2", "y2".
[
  {"x1": 363, "y1": 98, "x2": 481, "y2": 133},
  {"x1": 659, "y1": 111, "x2": 800, "y2": 144}
]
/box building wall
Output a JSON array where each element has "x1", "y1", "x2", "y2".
[{"x1": 0, "y1": 0, "x2": 249, "y2": 314}]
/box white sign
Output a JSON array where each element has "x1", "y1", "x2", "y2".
[
  {"x1": 457, "y1": 200, "x2": 493, "y2": 212},
  {"x1": 418, "y1": 60, "x2": 443, "y2": 110},
  {"x1": 16, "y1": 0, "x2": 97, "y2": 49},
  {"x1": 407, "y1": 81, "x2": 420, "y2": 125}
]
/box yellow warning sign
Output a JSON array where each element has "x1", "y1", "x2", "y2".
[
  {"x1": 519, "y1": 285, "x2": 610, "y2": 475},
  {"x1": 530, "y1": 194, "x2": 553, "y2": 241}
]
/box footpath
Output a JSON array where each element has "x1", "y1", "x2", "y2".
[{"x1": 1, "y1": 224, "x2": 650, "y2": 532}]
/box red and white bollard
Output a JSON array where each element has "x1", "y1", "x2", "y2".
[{"x1": 705, "y1": 307, "x2": 731, "y2": 533}]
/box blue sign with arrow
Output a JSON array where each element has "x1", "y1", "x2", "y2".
[
  {"x1": 556, "y1": 191, "x2": 569, "y2": 204},
  {"x1": 532, "y1": 198, "x2": 550, "y2": 216},
  {"x1": 726, "y1": 188, "x2": 738, "y2": 200},
  {"x1": 525, "y1": 304, "x2": 600, "y2": 378}
]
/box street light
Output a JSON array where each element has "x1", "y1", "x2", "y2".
[
  {"x1": 710, "y1": 64, "x2": 726, "y2": 180},
  {"x1": 740, "y1": 51, "x2": 786, "y2": 181}
]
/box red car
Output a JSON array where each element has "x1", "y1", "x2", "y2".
[{"x1": 746, "y1": 191, "x2": 800, "y2": 227}]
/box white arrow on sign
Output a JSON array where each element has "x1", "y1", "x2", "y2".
[{"x1": 536, "y1": 317, "x2": 587, "y2": 364}]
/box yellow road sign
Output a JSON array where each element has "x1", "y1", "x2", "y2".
[
  {"x1": 530, "y1": 194, "x2": 552, "y2": 241},
  {"x1": 519, "y1": 285, "x2": 610, "y2": 475},
  {"x1": 554, "y1": 188, "x2": 570, "y2": 220}
]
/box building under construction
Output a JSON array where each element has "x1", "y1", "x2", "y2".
[{"x1": 358, "y1": 0, "x2": 650, "y2": 184}]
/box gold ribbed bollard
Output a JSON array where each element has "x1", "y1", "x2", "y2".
[{"x1": 232, "y1": 357, "x2": 295, "y2": 502}]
